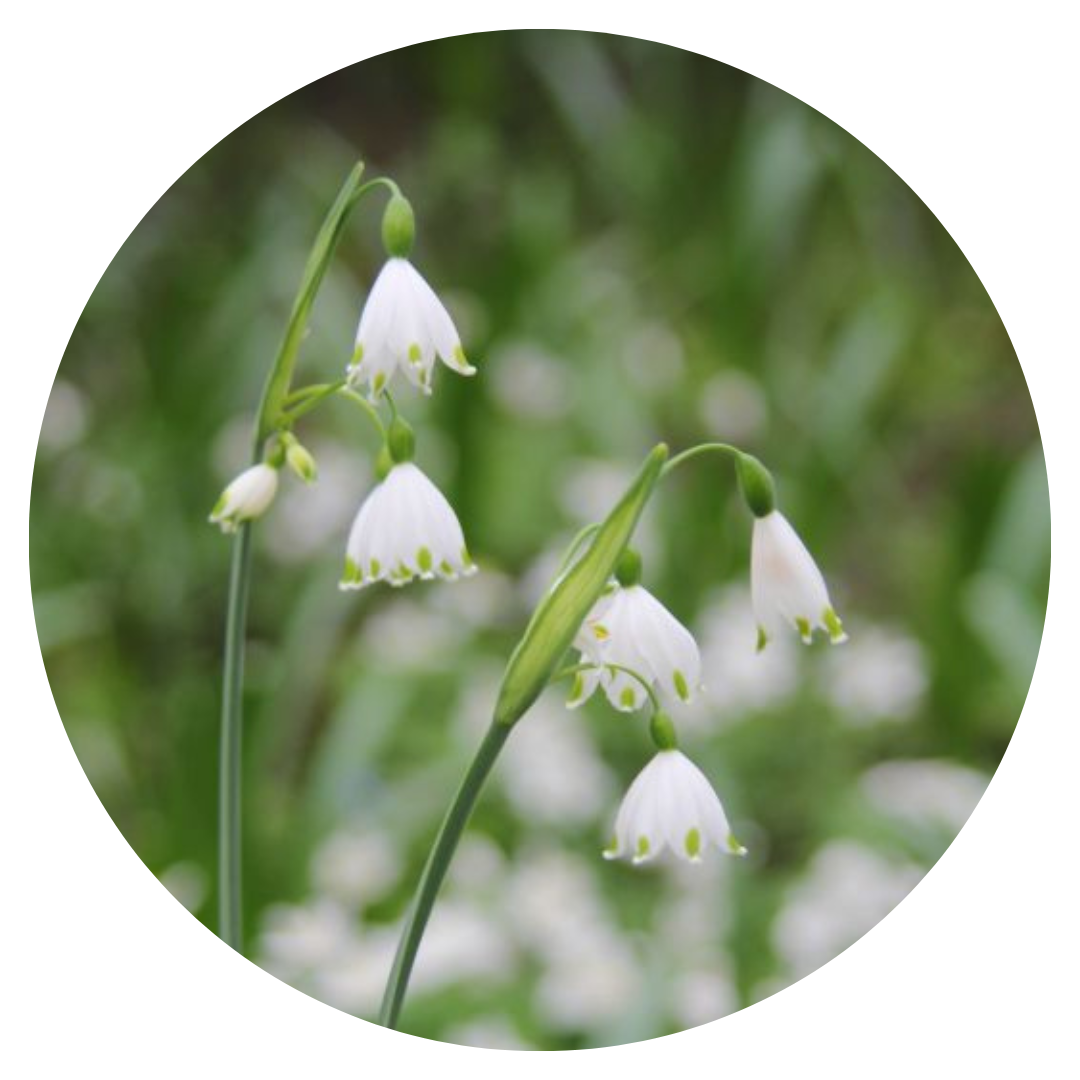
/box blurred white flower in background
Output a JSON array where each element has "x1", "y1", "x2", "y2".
[
  {"x1": 772, "y1": 840, "x2": 923, "y2": 981},
  {"x1": 673, "y1": 970, "x2": 739, "y2": 1029},
  {"x1": 260, "y1": 898, "x2": 361, "y2": 977},
  {"x1": 159, "y1": 861, "x2": 208, "y2": 915},
  {"x1": 499, "y1": 696, "x2": 616, "y2": 825},
  {"x1": 622, "y1": 322, "x2": 686, "y2": 394},
  {"x1": 445, "y1": 1018, "x2": 533, "y2": 1051},
  {"x1": 820, "y1": 624, "x2": 928, "y2": 723},
  {"x1": 265, "y1": 440, "x2": 369, "y2": 563},
  {"x1": 489, "y1": 340, "x2": 571, "y2": 421},
  {"x1": 860, "y1": 759, "x2": 988, "y2": 833},
  {"x1": 682, "y1": 586, "x2": 799, "y2": 729},
  {"x1": 39, "y1": 379, "x2": 90, "y2": 453},
  {"x1": 359, "y1": 597, "x2": 464, "y2": 671},
  {"x1": 310, "y1": 825, "x2": 401, "y2": 908},
  {"x1": 697, "y1": 369, "x2": 768, "y2": 444}
]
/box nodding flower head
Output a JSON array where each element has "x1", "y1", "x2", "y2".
[
  {"x1": 568, "y1": 581, "x2": 702, "y2": 713},
  {"x1": 750, "y1": 510, "x2": 846, "y2": 650},
  {"x1": 604, "y1": 749, "x2": 746, "y2": 865},
  {"x1": 340, "y1": 462, "x2": 476, "y2": 590},
  {"x1": 346, "y1": 258, "x2": 475, "y2": 399}
]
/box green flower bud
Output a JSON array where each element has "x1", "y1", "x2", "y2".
[
  {"x1": 614, "y1": 547, "x2": 643, "y2": 587},
  {"x1": 736, "y1": 452, "x2": 777, "y2": 518},
  {"x1": 285, "y1": 440, "x2": 318, "y2": 484},
  {"x1": 381, "y1": 193, "x2": 415, "y2": 259},
  {"x1": 649, "y1": 711, "x2": 678, "y2": 750},
  {"x1": 493, "y1": 444, "x2": 668, "y2": 728},
  {"x1": 386, "y1": 416, "x2": 416, "y2": 464}
]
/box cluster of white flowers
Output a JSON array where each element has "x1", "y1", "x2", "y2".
[{"x1": 571, "y1": 495, "x2": 845, "y2": 870}]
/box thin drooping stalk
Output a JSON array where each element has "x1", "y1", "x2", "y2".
[
  {"x1": 378, "y1": 721, "x2": 511, "y2": 1029},
  {"x1": 217, "y1": 522, "x2": 254, "y2": 950}
]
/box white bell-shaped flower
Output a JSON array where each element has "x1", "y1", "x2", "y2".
[
  {"x1": 208, "y1": 463, "x2": 279, "y2": 533},
  {"x1": 751, "y1": 510, "x2": 846, "y2": 648},
  {"x1": 604, "y1": 749, "x2": 746, "y2": 864},
  {"x1": 346, "y1": 258, "x2": 475, "y2": 398},
  {"x1": 340, "y1": 462, "x2": 476, "y2": 589},
  {"x1": 568, "y1": 580, "x2": 702, "y2": 713}
]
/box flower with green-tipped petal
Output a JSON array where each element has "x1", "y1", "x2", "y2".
[
  {"x1": 568, "y1": 581, "x2": 701, "y2": 713},
  {"x1": 340, "y1": 462, "x2": 475, "y2": 590},
  {"x1": 345, "y1": 258, "x2": 475, "y2": 399},
  {"x1": 750, "y1": 510, "x2": 847, "y2": 649},
  {"x1": 208, "y1": 462, "x2": 279, "y2": 533},
  {"x1": 604, "y1": 749, "x2": 745, "y2": 865}
]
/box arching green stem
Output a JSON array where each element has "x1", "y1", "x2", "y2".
[{"x1": 661, "y1": 441, "x2": 743, "y2": 477}]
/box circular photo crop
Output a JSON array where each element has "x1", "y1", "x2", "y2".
[{"x1": 30, "y1": 30, "x2": 1049, "y2": 1050}]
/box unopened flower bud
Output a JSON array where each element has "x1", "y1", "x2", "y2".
[{"x1": 285, "y1": 439, "x2": 318, "y2": 484}]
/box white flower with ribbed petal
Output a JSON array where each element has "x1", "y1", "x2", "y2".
[
  {"x1": 340, "y1": 462, "x2": 476, "y2": 589},
  {"x1": 208, "y1": 463, "x2": 279, "y2": 533},
  {"x1": 346, "y1": 258, "x2": 475, "y2": 398},
  {"x1": 567, "y1": 583, "x2": 702, "y2": 712},
  {"x1": 751, "y1": 510, "x2": 846, "y2": 649},
  {"x1": 604, "y1": 749, "x2": 746, "y2": 864}
]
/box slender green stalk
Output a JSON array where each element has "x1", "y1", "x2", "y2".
[
  {"x1": 378, "y1": 721, "x2": 511, "y2": 1029},
  {"x1": 217, "y1": 522, "x2": 254, "y2": 950},
  {"x1": 216, "y1": 160, "x2": 381, "y2": 951}
]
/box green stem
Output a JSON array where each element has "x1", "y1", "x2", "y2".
[
  {"x1": 661, "y1": 441, "x2": 743, "y2": 477},
  {"x1": 217, "y1": 522, "x2": 254, "y2": 951},
  {"x1": 337, "y1": 386, "x2": 388, "y2": 439},
  {"x1": 378, "y1": 721, "x2": 512, "y2": 1030},
  {"x1": 217, "y1": 161, "x2": 380, "y2": 951}
]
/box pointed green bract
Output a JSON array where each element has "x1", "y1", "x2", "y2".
[{"x1": 492, "y1": 445, "x2": 668, "y2": 728}]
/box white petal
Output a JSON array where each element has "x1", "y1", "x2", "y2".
[{"x1": 625, "y1": 586, "x2": 701, "y2": 706}]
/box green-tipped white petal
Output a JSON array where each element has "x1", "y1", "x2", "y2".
[
  {"x1": 604, "y1": 750, "x2": 743, "y2": 865},
  {"x1": 340, "y1": 462, "x2": 475, "y2": 590},
  {"x1": 751, "y1": 510, "x2": 845, "y2": 647},
  {"x1": 345, "y1": 257, "x2": 474, "y2": 398},
  {"x1": 566, "y1": 583, "x2": 701, "y2": 712}
]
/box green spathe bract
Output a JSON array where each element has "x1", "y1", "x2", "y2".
[{"x1": 493, "y1": 443, "x2": 669, "y2": 728}]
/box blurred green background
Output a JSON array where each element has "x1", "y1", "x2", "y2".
[{"x1": 30, "y1": 31, "x2": 1048, "y2": 1049}]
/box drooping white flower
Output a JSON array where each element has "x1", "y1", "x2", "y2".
[
  {"x1": 346, "y1": 258, "x2": 475, "y2": 398},
  {"x1": 751, "y1": 510, "x2": 847, "y2": 649},
  {"x1": 568, "y1": 583, "x2": 702, "y2": 712},
  {"x1": 208, "y1": 463, "x2": 279, "y2": 533},
  {"x1": 340, "y1": 462, "x2": 476, "y2": 589},
  {"x1": 604, "y1": 750, "x2": 746, "y2": 864}
]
